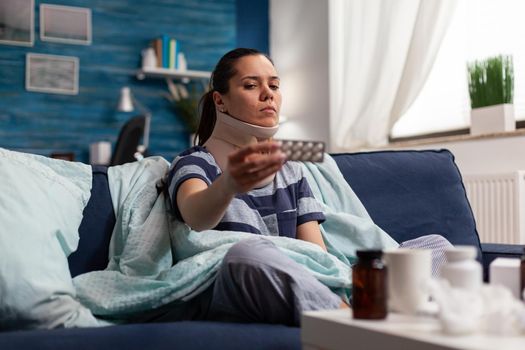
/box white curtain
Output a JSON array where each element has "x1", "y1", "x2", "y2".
[{"x1": 329, "y1": 0, "x2": 458, "y2": 151}]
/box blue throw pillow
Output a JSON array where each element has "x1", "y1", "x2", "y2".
[
  {"x1": 332, "y1": 149, "x2": 482, "y2": 259},
  {"x1": 0, "y1": 148, "x2": 100, "y2": 329}
]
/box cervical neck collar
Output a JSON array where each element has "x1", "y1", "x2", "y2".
[{"x1": 204, "y1": 110, "x2": 279, "y2": 187}]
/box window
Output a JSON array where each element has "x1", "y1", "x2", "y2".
[{"x1": 391, "y1": 0, "x2": 525, "y2": 138}]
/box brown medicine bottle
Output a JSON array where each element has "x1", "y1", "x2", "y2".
[{"x1": 352, "y1": 250, "x2": 387, "y2": 319}]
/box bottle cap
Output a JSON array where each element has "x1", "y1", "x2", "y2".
[{"x1": 356, "y1": 249, "x2": 383, "y2": 260}]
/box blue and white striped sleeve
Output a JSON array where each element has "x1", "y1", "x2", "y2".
[
  {"x1": 167, "y1": 149, "x2": 218, "y2": 221},
  {"x1": 295, "y1": 167, "x2": 326, "y2": 226}
]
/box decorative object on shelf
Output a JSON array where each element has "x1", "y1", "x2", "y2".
[
  {"x1": 141, "y1": 47, "x2": 157, "y2": 70},
  {"x1": 177, "y1": 52, "x2": 187, "y2": 71},
  {"x1": 467, "y1": 55, "x2": 515, "y2": 136},
  {"x1": 165, "y1": 79, "x2": 205, "y2": 137},
  {"x1": 117, "y1": 87, "x2": 152, "y2": 160},
  {"x1": 40, "y1": 4, "x2": 92, "y2": 45},
  {"x1": 0, "y1": 0, "x2": 34, "y2": 47},
  {"x1": 25, "y1": 53, "x2": 79, "y2": 95}
]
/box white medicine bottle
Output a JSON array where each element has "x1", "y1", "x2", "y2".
[{"x1": 440, "y1": 245, "x2": 482, "y2": 291}]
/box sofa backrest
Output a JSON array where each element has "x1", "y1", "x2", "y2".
[
  {"x1": 332, "y1": 149, "x2": 482, "y2": 258},
  {"x1": 70, "y1": 149, "x2": 482, "y2": 276}
]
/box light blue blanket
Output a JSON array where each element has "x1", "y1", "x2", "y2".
[{"x1": 73, "y1": 155, "x2": 397, "y2": 319}]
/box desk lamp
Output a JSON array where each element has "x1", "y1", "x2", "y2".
[{"x1": 117, "y1": 86, "x2": 152, "y2": 160}]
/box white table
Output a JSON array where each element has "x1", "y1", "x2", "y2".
[{"x1": 301, "y1": 309, "x2": 525, "y2": 350}]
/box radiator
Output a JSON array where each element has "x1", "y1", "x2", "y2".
[{"x1": 463, "y1": 171, "x2": 525, "y2": 244}]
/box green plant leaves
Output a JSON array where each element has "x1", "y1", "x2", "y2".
[
  {"x1": 467, "y1": 55, "x2": 514, "y2": 109},
  {"x1": 172, "y1": 96, "x2": 200, "y2": 133},
  {"x1": 166, "y1": 80, "x2": 205, "y2": 134}
]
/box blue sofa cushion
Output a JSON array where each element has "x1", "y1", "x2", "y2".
[
  {"x1": 0, "y1": 321, "x2": 300, "y2": 350},
  {"x1": 68, "y1": 165, "x2": 115, "y2": 277},
  {"x1": 332, "y1": 149, "x2": 482, "y2": 258}
]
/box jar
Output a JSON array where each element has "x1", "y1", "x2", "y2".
[
  {"x1": 352, "y1": 250, "x2": 387, "y2": 319},
  {"x1": 440, "y1": 246, "x2": 482, "y2": 291}
]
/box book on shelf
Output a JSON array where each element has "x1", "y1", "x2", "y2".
[
  {"x1": 150, "y1": 35, "x2": 182, "y2": 70},
  {"x1": 161, "y1": 34, "x2": 170, "y2": 68},
  {"x1": 169, "y1": 38, "x2": 179, "y2": 69},
  {"x1": 152, "y1": 38, "x2": 162, "y2": 68}
]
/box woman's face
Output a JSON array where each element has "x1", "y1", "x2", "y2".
[{"x1": 214, "y1": 54, "x2": 282, "y2": 127}]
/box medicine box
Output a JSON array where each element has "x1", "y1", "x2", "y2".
[{"x1": 489, "y1": 257, "x2": 521, "y2": 299}]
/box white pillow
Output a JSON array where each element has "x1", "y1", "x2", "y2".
[{"x1": 0, "y1": 148, "x2": 100, "y2": 329}]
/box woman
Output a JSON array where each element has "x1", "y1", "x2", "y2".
[{"x1": 165, "y1": 48, "x2": 344, "y2": 325}]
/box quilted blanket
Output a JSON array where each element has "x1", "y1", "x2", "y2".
[{"x1": 73, "y1": 155, "x2": 397, "y2": 320}]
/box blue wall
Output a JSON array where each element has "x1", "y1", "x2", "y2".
[
  {"x1": 0, "y1": 0, "x2": 251, "y2": 163},
  {"x1": 236, "y1": 0, "x2": 269, "y2": 54}
]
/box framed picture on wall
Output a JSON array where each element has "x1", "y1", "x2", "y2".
[
  {"x1": 0, "y1": 0, "x2": 34, "y2": 46},
  {"x1": 26, "y1": 53, "x2": 79, "y2": 95},
  {"x1": 40, "y1": 4, "x2": 92, "y2": 45}
]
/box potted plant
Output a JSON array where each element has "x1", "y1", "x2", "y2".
[
  {"x1": 165, "y1": 79, "x2": 206, "y2": 145},
  {"x1": 467, "y1": 55, "x2": 515, "y2": 135}
]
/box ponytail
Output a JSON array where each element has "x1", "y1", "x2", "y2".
[{"x1": 195, "y1": 90, "x2": 216, "y2": 145}]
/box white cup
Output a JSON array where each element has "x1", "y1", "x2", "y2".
[{"x1": 383, "y1": 248, "x2": 432, "y2": 314}]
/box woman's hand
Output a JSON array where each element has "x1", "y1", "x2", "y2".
[{"x1": 224, "y1": 141, "x2": 286, "y2": 194}]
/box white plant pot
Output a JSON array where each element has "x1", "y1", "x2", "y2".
[{"x1": 470, "y1": 103, "x2": 515, "y2": 136}]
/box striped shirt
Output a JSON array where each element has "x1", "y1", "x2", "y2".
[{"x1": 167, "y1": 146, "x2": 325, "y2": 238}]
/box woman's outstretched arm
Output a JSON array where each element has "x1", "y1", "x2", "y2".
[{"x1": 177, "y1": 142, "x2": 285, "y2": 231}]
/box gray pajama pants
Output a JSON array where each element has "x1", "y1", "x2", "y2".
[
  {"x1": 136, "y1": 234, "x2": 452, "y2": 326},
  {"x1": 206, "y1": 238, "x2": 342, "y2": 326}
]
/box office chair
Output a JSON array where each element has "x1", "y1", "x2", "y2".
[{"x1": 110, "y1": 115, "x2": 148, "y2": 166}]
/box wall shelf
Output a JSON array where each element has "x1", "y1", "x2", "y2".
[{"x1": 136, "y1": 67, "x2": 210, "y2": 81}]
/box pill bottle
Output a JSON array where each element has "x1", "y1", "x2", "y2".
[
  {"x1": 440, "y1": 245, "x2": 482, "y2": 291},
  {"x1": 352, "y1": 250, "x2": 387, "y2": 319}
]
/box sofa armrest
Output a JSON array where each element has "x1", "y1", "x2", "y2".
[{"x1": 481, "y1": 243, "x2": 525, "y2": 281}]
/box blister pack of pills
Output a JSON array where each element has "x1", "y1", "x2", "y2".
[{"x1": 277, "y1": 139, "x2": 325, "y2": 162}]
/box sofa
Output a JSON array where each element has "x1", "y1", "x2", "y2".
[{"x1": 1, "y1": 148, "x2": 523, "y2": 349}]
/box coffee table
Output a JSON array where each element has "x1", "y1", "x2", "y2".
[{"x1": 301, "y1": 309, "x2": 525, "y2": 350}]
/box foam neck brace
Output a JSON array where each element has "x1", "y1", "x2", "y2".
[
  {"x1": 209, "y1": 110, "x2": 279, "y2": 147},
  {"x1": 204, "y1": 110, "x2": 279, "y2": 187}
]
